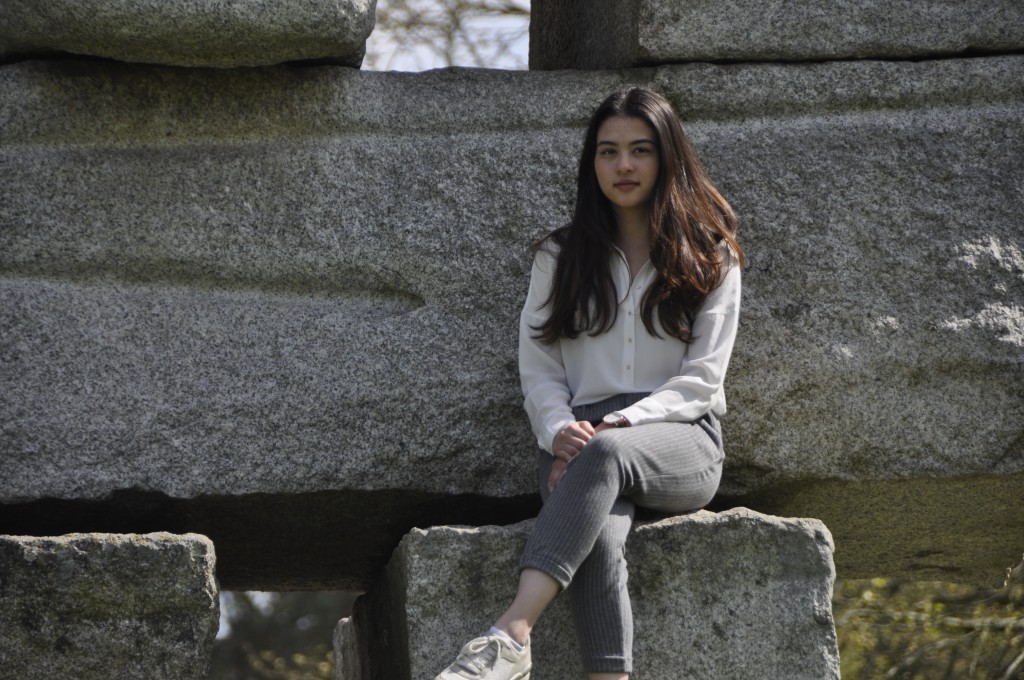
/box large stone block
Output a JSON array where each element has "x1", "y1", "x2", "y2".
[
  {"x1": 0, "y1": 532, "x2": 219, "y2": 680},
  {"x1": 0, "y1": 0, "x2": 375, "y2": 67},
  {"x1": 531, "y1": 0, "x2": 1024, "y2": 68},
  {"x1": 1, "y1": 57, "x2": 1022, "y2": 588},
  {"x1": 637, "y1": 0, "x2": 1024, "y2": 62},
  {"x1": 337, "y1": 509, "x2": 839, "y2": 680}
]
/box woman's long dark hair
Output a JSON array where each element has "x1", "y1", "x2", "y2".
[{"x1": 532, "y1": 87, "x2": 744, "y2": 344}]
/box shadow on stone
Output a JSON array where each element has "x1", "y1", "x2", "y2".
[{"x1": 0, "y1": 489, "x2": 541, "y2": 591}]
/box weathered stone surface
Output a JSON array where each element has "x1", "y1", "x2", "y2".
[
  {"x1": 339, "y1": 509, "x2": 838, "y2": 680},
  {"x1": 0, "y1": 0, "x2": 375, "y2": 67},
  {"x1": 334, "y1": 617, "x2": 362, "y2": 680},
  {"x1": 638, "y1": 0, "x2": 1024, "y2": 62},
  {"x1": 638, "y1": 0, "x2": 1024, "y2": 63},
  {"x1": 0, "y1": 532, "x2": 219, "y2": 680},
  {"x1": 531, "y1": 0, "x2": 1024, "y2": 68},
  {"x1": 1, "y1": 57, "x2": 1022, "y2": 588}
]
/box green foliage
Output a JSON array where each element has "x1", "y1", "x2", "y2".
[
  {"x1": 834, "y1": 557, "x2": 1024, "y2": 679},
  {"x1": 233, "y1": 646, "x2": 334, "y2": 680},
  {"x1": 212, "y1": 559, "x2": 1024, "y2": 678}
]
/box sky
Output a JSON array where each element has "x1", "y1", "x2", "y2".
[{"x1": 363, "y1": 0, "x2": 531, "y2": 72}]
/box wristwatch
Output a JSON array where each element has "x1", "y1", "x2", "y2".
[{"x1": 602, "y1": 414, "x2": 631, "y2": 427}]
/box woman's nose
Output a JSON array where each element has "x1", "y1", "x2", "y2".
[{"x1": 617, "y1": 156, "x2": 634, "y2": 173}]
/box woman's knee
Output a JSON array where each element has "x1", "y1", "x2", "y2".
[
  {"x1": 580, "y1": 429, "x2": 633, "y2": 465},
  {"x1": 576, "y1": 429, "x2": 650, "y2": 483}
]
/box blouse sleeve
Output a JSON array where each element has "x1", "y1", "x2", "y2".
[
  {"x1": 518, "y1": 248, "x2": 575, "y2": 453},
  {"x1": 609, "y1": 247, "x2": 742, "y2": 426}
]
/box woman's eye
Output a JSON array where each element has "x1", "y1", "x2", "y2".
[
  {"x1": 599, "y1": 149, "x2": 617, "y2": 157},
  {"x1": 634, "y1": 147, "x2": 652, "y2": 155}
]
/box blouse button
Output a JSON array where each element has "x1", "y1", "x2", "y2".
[
  {"x1": 626, "y1": 364, "x2": 632, "y2": 370},
  {"x1": 627, "y1": 338, "x2": 633, "y2": 343}
]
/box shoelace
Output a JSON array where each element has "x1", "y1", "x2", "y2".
[{"x1": 454, "y1": 636, "x2": 502, "y2": 676}]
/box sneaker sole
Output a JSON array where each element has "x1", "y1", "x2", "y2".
[{"x1": 512, "y1": 669, "x2": 530, "y2": 680}]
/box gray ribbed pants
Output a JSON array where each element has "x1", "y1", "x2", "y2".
[{"x1": 519, "y1": 393, "x2": 724, "y2": 674}]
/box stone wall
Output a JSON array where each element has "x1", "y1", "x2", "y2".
[
  {"x1": 0, "y1": 0, "x2": 1021, "y2": 638},
  {"x1": 338, "y1": 510, "x2": 839, "y2": 679},
  {"x1": 2, "y1": 0, "x2": 1022, "y2": 676},
  {"x1": 3, "y1": 54, "x2": 1021, "y2": 590},
  {"x1": 0, "y1": 533, "x2": 219, "y2": 680}
]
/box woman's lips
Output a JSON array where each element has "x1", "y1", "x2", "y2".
[{"x1": 614, "y1": 181, "x2": 639, "y2": 189}]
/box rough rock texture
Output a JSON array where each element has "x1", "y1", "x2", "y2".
[
  {"x1": 530, "y1": 0, "x2": 1024, "y2": 68},
  {"x1": 0, "y1": 0, "x2": 375, "y2": 67},
  {"x1": 0, "y1": 532, "x2": 219, "y2": 680},
  {"x1": 337, "y1": 510, "x2": 839, "y2": 680},
  {"x1": 1, "y1": 57, "x2": 1022, "y2": 588},
  {"x1": 334, "y1": 618, "x2": 362, "y2": 680},
  {"x1": 637, "y1": 0, "x2": 1024, "y2": 63}
]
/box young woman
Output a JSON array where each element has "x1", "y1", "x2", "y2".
[{"x1": 436, "y1": 87, "x2": 744, "y2": 680}]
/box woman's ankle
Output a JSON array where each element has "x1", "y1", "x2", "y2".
[{"x1": 493, "y1": 619, "x2": 531, "y2": 647}]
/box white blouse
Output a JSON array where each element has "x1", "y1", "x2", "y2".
[{"x1": 518, "y1": 242, "x2": 742, "y2": 453}]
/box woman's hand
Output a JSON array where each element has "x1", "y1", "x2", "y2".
[
  {"x1": 548, "y1": 419, "x2": 630, "y2": 492},
  {"x1": 548, "y1": 419, "x2": 624, "y2": 492},
  {"x1": 547, "y1": 458, "x2": 568, "y2": 493},
  {"x1": 547, "y1": 420, "x2": 594, "y2": 493},
  {"x1": 551, "y1": 420, "x2": 596, "y2": 462}
]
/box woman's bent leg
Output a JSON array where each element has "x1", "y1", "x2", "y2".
[
  {"x1": 520, "y1": 418, "x2": 723, "y2": 587},
  {"x1": 569, "y1": 497, "x2": 635, "y2": 673},
  {"x1": 519, "y1": 415, "x2": 723, "y2": 675}
]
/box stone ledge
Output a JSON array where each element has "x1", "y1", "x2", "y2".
[
  {"x1": 637, "y1": 0, "x2": 1024, "y2": 63},
  {"x1": 336, "y1": 509, "x2": 839, "y2": 679},
  {"x1": 0, "y1": 0, "x2": 375, "y2": 67},
  {"x1": 0, "y1": 532, "x2": 219, "y2": 680},
  {"x1": 3, "y1": 57, "x2": 1022, "y2": 145},
  {"x1": 530, "y1": 0, "x2": 1024, "y2": 68}
]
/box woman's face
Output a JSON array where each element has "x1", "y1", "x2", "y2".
[{"x1": 594, "y1": 115, "x2": 660, "y2": 217}]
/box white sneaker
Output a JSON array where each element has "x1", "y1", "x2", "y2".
[{"x1": 434, "y1": 633, "x2": 531, "y2": 680}]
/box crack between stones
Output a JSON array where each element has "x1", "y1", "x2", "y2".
[{"x1": 643, "y1": 47, "x2": 1024, "y2": 68}]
